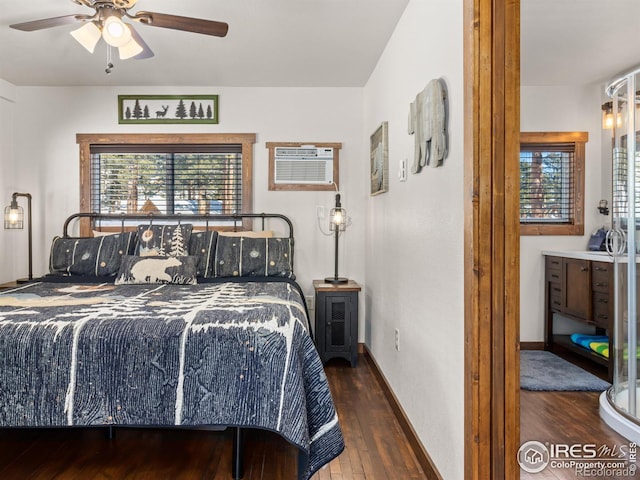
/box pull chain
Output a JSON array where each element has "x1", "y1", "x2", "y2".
[{"x1": 105, "y1": 46, "x2": 114, "y2": 74}]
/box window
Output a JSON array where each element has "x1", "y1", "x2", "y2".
[
  {"x1": 77, "y1": 133, "x2": 255, "y2": 236},
  {"x1": 519, "y1": 132, "x2": 587, "y2": 235}
]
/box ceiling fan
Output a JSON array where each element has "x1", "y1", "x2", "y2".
[{"x1": 10, "y1": 0, "x2": 228, "y2": 66}]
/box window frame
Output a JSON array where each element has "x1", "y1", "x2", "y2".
[
  {"x1": 519, "y1": 131, "x2": 588, "y2": 236},
  {"x1": 77, "y1": 133, "x2": 256, "y2": 236}
]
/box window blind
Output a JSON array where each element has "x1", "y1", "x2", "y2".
[
  {"x1": 520, "y1": 143, "x2": 575, "y2": 224},
  {"x1": 90, "y1": 144, "x2": 243, "y2": 215}
]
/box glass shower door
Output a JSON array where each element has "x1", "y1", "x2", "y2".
[{"x1": 606, "y1": 69, "x2": 639, "y2": 423}]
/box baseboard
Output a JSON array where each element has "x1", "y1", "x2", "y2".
[
  {"x1": 361, "y1": 343, "x2": 443, "y2": 480},
  {"x1": 520, "y1": 342, "x2": 544, "y2": 350}
]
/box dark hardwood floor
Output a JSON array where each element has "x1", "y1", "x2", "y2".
[
  {"x1": 520, "y1": 390, "x2": 633, "y2": 480},
  {"x1": 0, "y1": 354, "x2": 427, "y2": 480}
]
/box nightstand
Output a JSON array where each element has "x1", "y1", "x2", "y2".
[
  {"x1": 313, "y1": 279, "x2": 361, "y2": 367},
  {"x1": 0, "y1": 281, "x2": 18, "y2": 291}
]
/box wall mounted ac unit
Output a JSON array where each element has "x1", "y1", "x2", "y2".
[{"x1": 274, "y1": 146, "x2": 334, "y2": 184}]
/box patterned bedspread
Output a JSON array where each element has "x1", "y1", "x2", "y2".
[{"x1": 0, "y1": 278, "x2": 343, "y2": 478}]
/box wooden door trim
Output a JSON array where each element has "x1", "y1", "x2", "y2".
[{"x1": 464, "y1": 0, "x2": 520, "y2": 478}]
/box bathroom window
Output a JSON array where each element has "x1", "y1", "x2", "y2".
[{"x1": 520, "y1": 132, "x2": 588, "y2": 235}]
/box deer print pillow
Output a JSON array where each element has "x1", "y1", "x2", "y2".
[{"x1": 115, "y1": 255, "x2": 198, "y2": 285}]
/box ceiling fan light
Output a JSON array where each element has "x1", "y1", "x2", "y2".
[
  {"x1": 70, "y1": 21, "x2": 101, "y2": 53},
  {"x1": 127, "y1": 23, "x2": 154, "y2": 60},
  {"x1": 102, "y1": 16, "x2": 132, "y2": 47},
  {"x1": 118, "y1": 32, "x2": 143, "y2": 60}
]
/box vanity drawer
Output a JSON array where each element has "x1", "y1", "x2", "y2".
[
  {"x1": 546, "y1": 256, "x2": 562, "y2": 282},
  {"x1": 549, "y1": 282, "x2": 563, "y2": 311},
  {"x1": 592, "y1": 292, "x2": 611, "y2": 328},
  {"x1": 592, "y1": 262, "x2": 612, "y2": 293}
]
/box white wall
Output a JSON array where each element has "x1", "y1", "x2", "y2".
[
  {"x1": 4, "y1": 86, "x2": 367, "y2": 322},
  {"x1": 0, "y1": 79, "x2": 17, "y2": 281},
  {"x1": 363, "y1": 1, "x2": 464, "y2": 478},
  {"x1": 520, "y1": 85, "x2": 607, "y2": 342},
  {"x1": 4, "y1": 3, "x2": 468, "y2": 476}
]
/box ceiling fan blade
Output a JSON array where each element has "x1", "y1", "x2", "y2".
[
  {"x1": 10, "y1": 15, "x2": 84, "y2": 32},
  {"x1": 133, "y1": 11, "x2": 229, "y2": 37}
]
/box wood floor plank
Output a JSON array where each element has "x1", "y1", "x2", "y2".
[
  {"x1": 0, "y1": 354, "x2": 428, "y2": 479},
  {"x1": 520, "y1": 390, "x2": 632, "y2": 480}
]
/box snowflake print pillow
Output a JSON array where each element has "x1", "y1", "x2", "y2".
[{"x1": 213, "y1": 236, "x2": 294, "y2": 279}]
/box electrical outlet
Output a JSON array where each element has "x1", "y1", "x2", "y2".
[
  {"x1": 316, "y1": 205, "x2": 326, "y2": 219},
  {"x1": 305, "y1": 295, "x2": 314, "y2": 311},
  {"x1": 395, "y1": 328, "x2": 400, "y2": 351}
]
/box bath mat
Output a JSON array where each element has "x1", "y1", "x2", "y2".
[{"x1": 520, "y1": 350, "x2": 611, "y2": 391}]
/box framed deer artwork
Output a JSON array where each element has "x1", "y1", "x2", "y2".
[{"x1": 118, "y1": 95, "x2": 219, "y2": 124}]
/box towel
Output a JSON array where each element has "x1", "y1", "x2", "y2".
[
  {"x1": 570, "y1": 334, "x2": 640, "y2": 360},
  {"x1": 570, "y1": 333, "x2": 608, "y2": 350},
  {"x1": 589, "y1": 341, "x2": 609, "y2": 358}
]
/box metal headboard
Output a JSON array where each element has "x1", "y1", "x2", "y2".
[{"x1": 62, "y1": 212, "x2": 294, "y2": 239}]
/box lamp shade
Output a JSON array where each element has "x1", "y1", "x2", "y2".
[
  {"x1": 118, "y1": 29, "x2": 143, "y2": 60},
  {"x1": 125, "y1": 23, "x2": 154, "y2": 60},
  {"x1": 4, "y1": 202, "x2": 23, "y2": 229},
  {"x1": 70, "y1": 22, "x2": 102, "y2": 53},
  {"x1": 602, "y1": 101, "x2": 623, "y2": 130},
  {"x1": 102, "y1": 16, "x2": 132, "y2": 47},
  {"x1": 329, "y1": 206, "x2": 346, "y2": 232}
]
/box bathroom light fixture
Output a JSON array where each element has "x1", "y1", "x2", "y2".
[
  {"x1": 3, "y1": 192, "x2": 33, "y2": 282},
  {"x1": 324, "y1": 193, "x2": 349, "y2": 284},
  {"x1": 602, "y1": 101, "x2": 620, "y2": 129}
]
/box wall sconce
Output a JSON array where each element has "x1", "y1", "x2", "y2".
[
  {"x1": 4, "y1": 192, "x2": 33, "y2": 282},
  {"x1": 602, "y1": 101, "x2": 624, "y2": 129},
  {"x1": 324, "y1": 193, "x2": 349, "y2": 284},
  {"x1": 598, "y1": 199, "x2": 609, "y2": 215}
]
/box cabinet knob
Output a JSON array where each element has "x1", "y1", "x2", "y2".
[{"x1": 580, "y1": 266, "x2": 588, "y2": 272}]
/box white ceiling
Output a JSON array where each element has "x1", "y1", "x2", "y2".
[
  {"x1": 522, "y1": 0, "x2": 640, "y2": 89},
  {"x1": 2, "y1": 1, "x2": 640, "y2": 89},
  {"x1": 0, "y1": 0, "x2": 409, "y2": 87}
]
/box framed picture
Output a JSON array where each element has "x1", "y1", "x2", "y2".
[
  {"x1": 370, "y1": 121, "x2": 389, "y2": 195},
  {"x1": 118, "y1": 95, "x2": 219, "y2": 124}
]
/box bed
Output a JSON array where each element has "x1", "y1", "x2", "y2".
[{"x1": 0, "y1": 212, "x2": 344, "y2": 479}]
